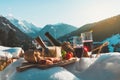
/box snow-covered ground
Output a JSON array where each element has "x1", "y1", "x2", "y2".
[
  {"x1": 0, "y1": 46, "x2": 24, "y2": 58},
  {"x1": 1, "y1": 46, "x2": 120, "y2": 80},
  {"x1": 77, "y1": 52, "x2": 120, "y2": 80},
  {"x1": 1, "y1": 52, "x2": 120, "y2": 80},
  {"x1": 1, "y1": 58, "x2": 80, "y2": 80},
  {"x1": 103, "y1": 34, "x2": 120, "y2": 52}
]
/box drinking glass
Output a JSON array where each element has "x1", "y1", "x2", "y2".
[
  {"x1": 81, "y1": 31, "x2": 93, "y2": 56},
  {"x1": 73, "y1": 36, "x2": 83, "y2": 58}
]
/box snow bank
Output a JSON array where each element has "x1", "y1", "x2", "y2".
[
  {"x1": 1, "y1": 58, "x2": 25, "y2": 80},
  {"x1": 64, "y1": 57, "x2": 97, "y2": 75},
  {"x1": 75, "y1": 57, "x2": 97, "y2": 72},
  {"x1": 78, "y1": 52, "x2": 120, "y2": 80},
  {"x1": 1, "y1": 58, "x2": 80, "y2": 80},
  {"x1": 7, "y1": 67, "x2": 80, "y2": 80},
  {"x1": 0, "y1": 46, "x2": 24, "y2": 58},
  {"x1": 0, "y1": 51, "x2": 12, "y2": 59},
  {"x1": 1, "y1": 52, "x2": 120, "y2": 80},
  {"x1": 103, "y1": 34, "x2": 120, "y2": 52}
]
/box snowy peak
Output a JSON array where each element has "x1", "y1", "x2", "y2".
[
  {"x1": 39, "y1": 23, "x2": 77, "y2": 40},
  {"x1": 0, "y1": 16, "x2": 17, "y2": 32},
  {"x1": 6, "y1": 16, "x2": 41, "y2": 38},
  {"x1": 6, "y1": 15, "x2": 16, "y2": 20},
  {"x1": 21, "y1": 20, "x2": 40, "y2": 33},
  {"x1": 18, "y1": 20, "x2": 34, "y2": 32},
  {"x1": 0, "y1": 16, "x2": 31, "y2": 47}
]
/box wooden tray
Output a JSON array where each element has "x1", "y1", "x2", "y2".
[{"x1": 16, "y1": 58, "x2": 77, "y2": 72}]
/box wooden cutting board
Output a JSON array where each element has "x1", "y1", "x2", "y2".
[{"x1": 16, "y1": 58, "x2": 77, "y2": 72}]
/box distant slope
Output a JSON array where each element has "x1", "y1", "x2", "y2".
[
  {"x1": 6, "y1": 16, "x2": 41, "y2": 38},
  {"x1": 103, "y1": 34, "x2": 120, "y2": 52},
  {"x1": 60, "y1": 15, "x2": 120, "y2": 42},
  {"x1": 39, "y1": 23, "x2": 77, "y2": 40},
  {"x1": 0, "y1": 16, "x2": 31, "y2": 47}
]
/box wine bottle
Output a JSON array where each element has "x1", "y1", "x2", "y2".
[
  {"x1": 45, "y1": 32, "x2": 61, "y2": 46},
  {"x1": 45, "y1": 32, "x2": 74, "y2": 52},
  {"x1": 35, "y1": 36, "x2": 51, "y2": 56}
]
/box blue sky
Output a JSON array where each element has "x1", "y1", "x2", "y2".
[{"x1": 0, "y1": 0, "x2": 120, "y2": 28}]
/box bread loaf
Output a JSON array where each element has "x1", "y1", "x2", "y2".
[
  {"x1": 24, "y1": 49, "x2": 42, "y2": 63},
  {"x1": 24, "y1": 49, "x2": 61, "y2": 65}
]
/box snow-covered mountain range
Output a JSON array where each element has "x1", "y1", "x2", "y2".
[
  {"x1": 103, "y1": 34, "x2": 120, "y2": 52},
  {"x1": 6, "y1": 16, "x2": 41, "y2": 38},
  {"x1": 6, "y1": 16, "x2": 77, "y2": 39},
  {"x1": 0, "y1": 16, "x2": 31, "y2": 47},
  {"x1": 1, "y1": 15, "x2": 120, "y2": 52},
  {"x1": 38, "y1": 23, "x2": 77, "y2": 40}
]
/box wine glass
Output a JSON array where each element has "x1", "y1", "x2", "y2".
[
  {"x1": 73, "y1": 36, "x2": 83, "y2": 58},
  {"x1": 81, "y1": 31, "x2": 93, "y2": 57}
]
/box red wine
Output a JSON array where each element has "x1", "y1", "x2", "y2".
[
  {"x1": 74, "y1": 47, "x2": 83, "y2": 58},
  {"x1": 83, "y1": 40, "x2": 93, "y2": 52}
]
